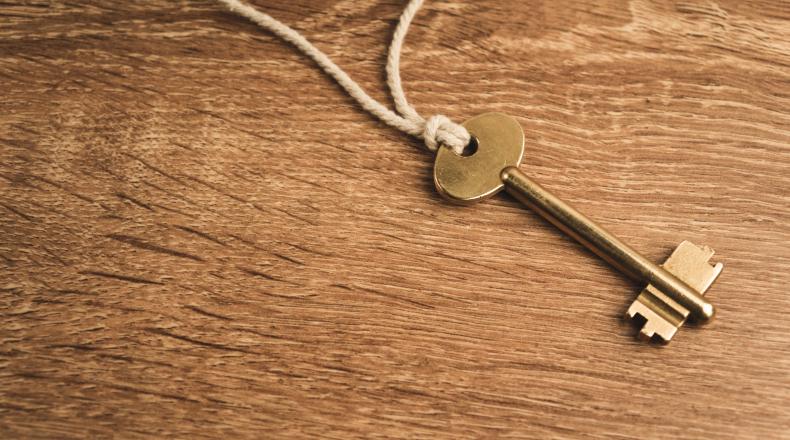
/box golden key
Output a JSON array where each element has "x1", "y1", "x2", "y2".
[{"x1": 434, "y1": 113, "x2": 723, "y2": 343}]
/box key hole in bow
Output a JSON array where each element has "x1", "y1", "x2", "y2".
[{"x1": 459, "y1": 136, "x2": 479, "y2": 157}]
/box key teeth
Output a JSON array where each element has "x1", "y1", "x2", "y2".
[
  {"x1": 626, "y1": 241, "x2": 722, "y2": 344},
  {"x1": 640, "y1": 320, "x2": 675, "y2": 344},
  {"x1": 638, "y1": 328, "x2": 655, "y2": 343},
  {"x1": 626, "y1": 304, "x2": 678, "y2": 343}
]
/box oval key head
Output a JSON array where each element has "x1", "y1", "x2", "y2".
[{"x1": 433, "y1": 113, "x2": 524, "y2": 204}]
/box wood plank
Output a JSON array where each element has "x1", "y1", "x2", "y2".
[{"x1": 1, "y1": 1, "x2": 788, "y2": 438}]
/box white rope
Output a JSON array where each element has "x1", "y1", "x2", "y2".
[{"x1": 217, "y1": 0, "x2": 471, "y2": 154}]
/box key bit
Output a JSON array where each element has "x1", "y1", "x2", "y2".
[
  {"x1": 627, "y1": 240, "x2": 723, "y2": 342},
  {"x1": 433, "y1": 112, "x2": 723, "y2": 343}
]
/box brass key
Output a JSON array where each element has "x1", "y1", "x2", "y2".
[{"x1": 433, "y1": 113, "x2": 723, "y2": 343}]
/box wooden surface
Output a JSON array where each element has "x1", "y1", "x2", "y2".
[{"x1": 1, "y1": 1, "x2": 789, "y2": 438}]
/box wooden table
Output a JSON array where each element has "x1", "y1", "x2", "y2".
[{"x1": 2, "y1": 1, "x2": 789, "y2": 438}]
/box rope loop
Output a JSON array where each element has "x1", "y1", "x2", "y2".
[{"x1": 218, "y1": 0, "x2": 470, "y2": 155}]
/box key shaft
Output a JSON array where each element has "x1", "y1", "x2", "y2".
[{"x1": 500, "y1": 166, "x2": 715, "y2": 322}]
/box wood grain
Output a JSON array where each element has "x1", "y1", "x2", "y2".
[{"x1": 1, "y1": 1, "x2": 789, "y2": 438}]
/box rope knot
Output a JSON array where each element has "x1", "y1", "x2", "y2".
[{"x1": 423, "y1": 114, "x2": 471, "y2": 155}]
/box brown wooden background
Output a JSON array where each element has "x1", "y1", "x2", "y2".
[{"x1": 2, "y1": 1, "x2": 789, "y2": 438}]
